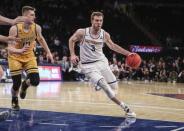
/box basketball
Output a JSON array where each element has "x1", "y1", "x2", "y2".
[{"x1": 126, "y1": 53, "x2": 141, "y2": 69}]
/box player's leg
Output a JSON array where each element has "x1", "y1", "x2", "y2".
[
  {"x1": 96, "y1": 77, "x2": 135, "y2": 117},
  {"x1": 100, "y1": 62, "x2": 136, "y2": 117},
  {"x1": 85, "y1": 68, "x2": 117, "y2": 104},
  {"x1": 8, "y1": 58, "x2": 22, "y2": 111},
  {"x1": 97, "y1": 59, "x2": 119, "y2": 91},
  {"x1": 0, "y1": 65, "x2": 3, "y2": 79},
  {"x1": 11, "y1": 74, "x2": 22, "y2": 110},
  {"x1": 20, "y1": 59, "x2": 39, "y2": 99},
  {"x1": 20, "y1": 72, "x2": 40, "y2": 99},
  {"x1": 101, "y1": 66, "x2": 118, "y2": 91}
]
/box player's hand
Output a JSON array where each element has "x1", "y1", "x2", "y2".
[
  {"x1": 70, "y1": 54, "x2": 79, "y2": 65},
  {"x1": 127, "y1": 52, "x2": 136, "y2": 57},
  {"x1": 19, "y1": 45, "x2": 30, "y2": 54},
  {"x1": 46, "y1": 52, "x2": 54, "y2": 64},
  {"x1": 12, "y1": 16, "x2": 32, "y2": 25}
]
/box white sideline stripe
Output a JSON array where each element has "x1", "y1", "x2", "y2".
[
  {"x1": 171, "y1": 127, "x2": 184, "y2": 131},
  {"x1": 1, "y1": 97, "x2": 184, "y2": 112},
  {"x1": 155, "y1": 125, "x2": 177, "y2": 128},
  {"x1": 99, "y1": 125, "x2": 122, "y2": 128},
  {"x1": 6, "y1": 120, "x2": 13, "y2": 122},
  {"x1": 38, "y1": 122, "x2": 68, "y2": 126},
  {"x1": 5, "y1": 120, "x2": 68, "y2": 126}
]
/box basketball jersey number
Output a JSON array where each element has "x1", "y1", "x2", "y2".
[{"x1": 90, "y1": 45, "x2": 96, "y2": 52}]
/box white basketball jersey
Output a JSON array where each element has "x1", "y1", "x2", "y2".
[{"x1": 80, "y1": 27, "x2": 105, "y2": 64}]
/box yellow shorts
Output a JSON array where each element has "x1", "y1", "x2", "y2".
[{"x1": 8, "y1": 57, "x2": 39, "y2": 76}]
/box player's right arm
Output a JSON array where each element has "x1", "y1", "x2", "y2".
[
  {"x1": 69, "y1": 29, "x2": 84, "y2": 64},
  {"x1": 7, "y1": 26, "x2": 29, "y2": 54}
]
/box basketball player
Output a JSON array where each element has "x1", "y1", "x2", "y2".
[
  {"x1": 8, "y1": 6, "x2": 54, "y2": 111},
  {"x1": 69, "y1": 12, "x2": 136, "y2": 117},
  {"x1": 0, "y1": 14, "x2": 31, "y2": 121},
  {"x1": 0, "y1": 15, "x2": 31, "y2": 79}
]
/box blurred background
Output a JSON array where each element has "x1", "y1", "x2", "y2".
[{"x1": 0, "y1": 0, "x2": 184, "y2": 83}]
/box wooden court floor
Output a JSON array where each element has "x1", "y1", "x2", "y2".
[{"x1": 0, "y1": 81, "x2": 184, "y2": 123}]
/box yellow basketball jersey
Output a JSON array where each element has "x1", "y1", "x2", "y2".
[{"x1": 9, "y1": 23, "x2": 37, "y2": 62}]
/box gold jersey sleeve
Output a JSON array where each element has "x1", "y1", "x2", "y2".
[{"x1": 8, "y1": 23, "x2": 37, "y2": 62}]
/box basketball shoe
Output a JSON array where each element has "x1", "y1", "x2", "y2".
[
  {"x1": 12, "y1": 96, "x2": 20, "y2": 111},
  {"x1": 20, "y1": 80, "x2": 28, "y2": 99}
]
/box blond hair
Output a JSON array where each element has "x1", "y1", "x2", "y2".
[
  {"x1": 22, "y1": 6, "x2": 36, "y2": 15},
  {"x1": 91, "y1": 11, "x2": 104, "y2": 21}
]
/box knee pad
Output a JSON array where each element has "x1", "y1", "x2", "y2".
[
  {"x1": 12, "y1": 75, "x2": 22, "y2": 91},
  {"x1": 28, "y1": 73, "x2": 40, "y2": 86},
  {"x1": 98, "y1": 78, "x2": 115, "y2": 99}
]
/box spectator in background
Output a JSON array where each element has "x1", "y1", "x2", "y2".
[
  {"x1": 167, "y1": 62, "x2": 178, "y2": 83},
  {"x1": 61, "y1": 56, "x2": 70, "y2": 81},
  {"x1": 0, "y1": 49, "x2": 8, "y2": 60},
  {"x1": 68, "y1": 62, "x2": 85, "y2": 81},
  {"x1": 110, "y1": 60, "x2": 119, "y2": 79},
  {"x1": 53, "y1": 36, "x2": 61, "y2": 47},
  {"x1": 148, "y1": 60, "x2": 156, "y2": 81},
  {"x1": 178, "y1": 70, "x2": 184, "y2": 83},
  {"x1": 142, "y1": 67, "x2": 149, "y2": 81},
  {"x1": 119, "y1": 63, "x2": 131, "y2": 80}
]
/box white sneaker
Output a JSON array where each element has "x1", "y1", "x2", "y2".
[
  {"x1": 123, "y1": 105, "x2": 136, "y2": 118},
  {"x1": 125, "y1": 111, "x2": 136, "y2": 118}
]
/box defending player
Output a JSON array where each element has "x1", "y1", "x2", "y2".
[
  {"x1": 8, "y1": 6, "x2": 54, "y2": 111},
  {"x1": 0, "y1": 14, "x2": 31, "y2": 79}
]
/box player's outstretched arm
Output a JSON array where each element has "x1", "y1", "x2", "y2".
[
  {"x1": 0, "y1": 35, "x2": 10, "y2": 43},
  {"x1": 0, "y1": 15, "x2": 14, "y2": 25},
  {"x1": 68, "y1": 29, "x2": 84, "y2": 64},
  {"x1": 36, "y1": 24, "x2": 54, "y2": 63},
  {"x1": 104, "y1": 32, "x2": 131, "y2": 56},
  {"x1": 0, "y1": 15, "x2": 31, "y2": 25},
  {"x1": 0, "y1": 35, "x2": 20, "y2": 43},
  {"x1": 7, "y1": 26, "x2": 29, "y2": 54}
]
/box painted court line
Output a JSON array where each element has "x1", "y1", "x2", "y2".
[
  {"x1": 171, "y1": 127, "x2": 184, "y2": 131},
  {"x1": 0, "y1": 97, "x2": 184, "y2": 112},
  {"x1": 5, "y1": 119, "x2": 68, "y2": 126},
  {"x1": 38, "y1": 122, "x2": 68, "y2": 126},
  {"x1": 155, "y1": 125, "x2": 177, "y2": 128}
]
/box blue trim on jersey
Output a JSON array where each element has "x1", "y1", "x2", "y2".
[
  {"x1": 108, "y1": 80, "x2": 117, "y2": 84},
  {"x1": 81, "y1": 60, "x2": 99, "y2": 64}
]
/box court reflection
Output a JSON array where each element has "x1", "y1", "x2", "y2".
[
  {"x1": 114, "y1": 117, "x2": 136, "y2": 131},
  {"x1": 36, "y1": 82, "x2": 61, "y2": 98}
]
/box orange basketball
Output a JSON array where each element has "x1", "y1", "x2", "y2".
[{"x1": 126, "y1": 53, "x2": 141, "y2": 69}]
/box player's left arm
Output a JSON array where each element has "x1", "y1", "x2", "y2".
[
  {"x1": 0, "y1": 15, "x2": 31, "y2": 25},
  {"x1": 0, "y1": 15, "x2": 14, "y2": 25},
  {"x1": 36, "y1": 24, "x2": 54, "y2": 63},
  {"x1": 0, "y1": 35, "x2": 20, "y2": 43},
  {"x1": 104, "y1": 32, "x2": 131, "y2": 56}
]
